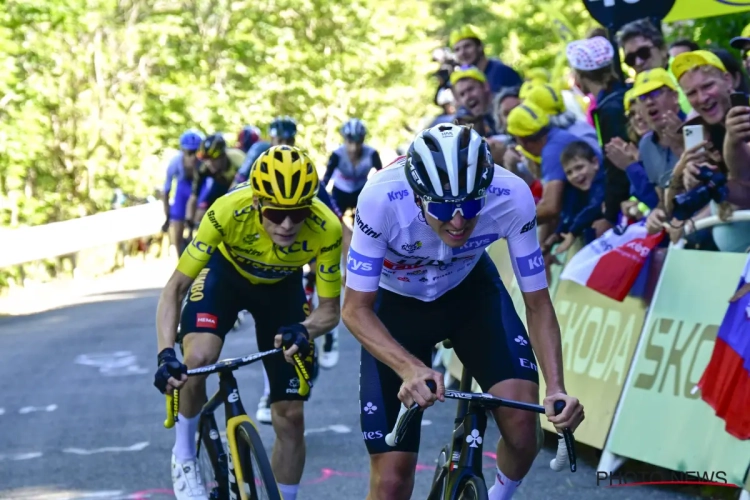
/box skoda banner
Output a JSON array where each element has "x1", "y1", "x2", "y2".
[{"x1": 604, "y1": 249, "x2": 750, "y2": 486}]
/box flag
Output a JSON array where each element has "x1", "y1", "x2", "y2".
[
  {"x1": 559, "y1": 221, "x2": 665, "y2": 302},
  {"x1": 697, "y1": 254, "x2": 750, "y2": 440}
]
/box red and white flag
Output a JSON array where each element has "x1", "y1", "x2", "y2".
[{"x1": 560, "y1": 221, "x2": 664, "y2": 302}]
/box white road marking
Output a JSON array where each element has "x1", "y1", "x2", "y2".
[
  {"x1": 0, "y1": 407, "x2": 5, "y2": 416},
  {"x1": 74, "y1": 351, "x2": 149, "y2": 376},
  {"x1": 0, "y1": 451, "x2": 44, "y2": 461},
  {"x1": 304, "y1": 424, "x2": 352, "y2": 435},
  {"x1": 19, "y1": 404, "x2": 57, "y2": 414},
  {"x1": 421, "y1": 419, "x2": 432, "y2": 426},
  {"x1": 62, "y1": 441, "x2": 150, "y2": 455}
]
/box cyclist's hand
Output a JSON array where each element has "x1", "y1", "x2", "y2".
[
  {"x1": 275, "y1": 324, "x2": 311, "y2": 364},
  {"x1": 153, "y1": 347, "x2": 188, "y2": 394},
  {"x1": 543, "y1": 392, "x2": 584, "y2": 432},
  {"x1": 161, "y1": 217, "x2": 170, "y2": 233},
  {"x1": 398, "y1": 364, "x2": 445, "y2": 408}
]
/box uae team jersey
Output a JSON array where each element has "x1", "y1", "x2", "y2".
[{"x1": 345, "y1": 157, "x2": 547, "y2": 302}]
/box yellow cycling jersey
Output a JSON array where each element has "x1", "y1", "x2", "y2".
[{"x1": 176, "y1": 183, "x2": 343, "y2": 298}]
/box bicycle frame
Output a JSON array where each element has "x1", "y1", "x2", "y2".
[
  {"x1": 427, "y1": 368, "x2": 488, "y2": 499},
  {"x1": 198, "y1": 370, "x2": 249, "y2": 500}
]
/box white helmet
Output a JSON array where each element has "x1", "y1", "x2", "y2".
[{"x1": 405, "y1": 123, "x2": 493, "y2": 202}]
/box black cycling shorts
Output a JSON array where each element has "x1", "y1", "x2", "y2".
[
  {"x1": 178, "y1": 251, "x2": 315, "y2": 404},
  {"x1": 331, "y1": 186, "x2": 362, "y2": 214},
  {"x1": 359, "y1": 252, "x2": 539, "y2": 455}
]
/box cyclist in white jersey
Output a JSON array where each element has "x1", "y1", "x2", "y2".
[
  {"x1": 322, "y1": 118, "x2": 383, "y2": 214},
  {"x1": 342, "y1": 123, "x2": 584, "y2": 500}
]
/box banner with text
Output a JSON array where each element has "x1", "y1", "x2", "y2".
[
  {"x1": 665, "y1": 0, "x2": 750, "y2": 22},
  {"x1": 606, "y1": 249, "x2": 750, "y2": 487}
]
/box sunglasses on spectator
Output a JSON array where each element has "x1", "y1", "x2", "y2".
[
  {"x1": 637, "y1": 88, "x2": 665, "y2": 101},
  {"x1": 259, "y1": 201, "x2": 312, "y2": 224},
  {"x1": 423, "y1": 197, "x2": 485, "y2": 221},
  {"x1": 624, "y1": 46, "x2": 653, "y2": 67}
]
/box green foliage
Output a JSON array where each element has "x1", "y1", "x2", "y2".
[{"x1": 0, "y1": 0, "x2": 436, "y2": 228}]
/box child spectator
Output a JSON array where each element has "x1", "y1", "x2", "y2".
[{"x1": 543, "y1": 140, "x2": 606, "y2": 255}]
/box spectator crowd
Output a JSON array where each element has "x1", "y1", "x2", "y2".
[{"x1": 425, "y1": 20, "x2": 750, "y2": 266}]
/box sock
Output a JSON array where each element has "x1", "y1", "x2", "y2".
[
  {"x1": 278, "y1": 483, "x2": 299, "y2": 500},
  {"x1": 172, "y1": 413, "x2": 200, "y2": 462},
  {"x1": 263, "y1": 367, "x2": 271, "y2": 398},
  {"x1": 488, "y1": 466, "x2": 522, "y2": 500}
]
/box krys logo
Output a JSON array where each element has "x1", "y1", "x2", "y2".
[
  {"x1": 388, "y1": 189, "x2": 409, "y2": 202},
  {"x1": 401, "y1": 241, "x2": 422, "y2": 253},
  {"x1": 453, "y1": 233, "x2": 499, "y2": 255},
  {"x1": 488, "y1": 186, "x2": 510, "y2": 196}
]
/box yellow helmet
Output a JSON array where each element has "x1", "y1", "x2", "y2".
[
  {"x1": 449, "y1": 25, "x2": 482, "y2": 48},
  {"x1": 250, "y1": 145, "x2": 319, "y2": 207}
]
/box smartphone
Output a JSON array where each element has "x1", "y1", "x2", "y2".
[
  {"x1": 682, "y1": 125, "x2": 705, "y2": 152},
  {"x1": 731, "y1": 92, "x2": 748, "y2": 108}
]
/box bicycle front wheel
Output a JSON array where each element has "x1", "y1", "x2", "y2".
[
  {"x1": 456, "y1": 475, "x2": 489, "y2": 500},
  {"x1": 234, "y1": 421, "x2": 282, "y2": 500}
]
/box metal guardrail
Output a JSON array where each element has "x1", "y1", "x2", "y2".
[
  {"x1": 672, "y1": 209, "x2": 750, "y2": 249},
  {"x1": 0, "y1": 202, "x2": 164, "y2": 269}
]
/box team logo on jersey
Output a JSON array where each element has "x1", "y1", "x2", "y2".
[
  {"x1": 401, "y1": 241, "x2": 422, "y2": 253},
  {"x1": 488, "y1": 186, "x2": 511, "y2": 196},
  {"x1": 407, "y1": 269, "x2": 427, "y2": 276},
  {"x1": 388, "y1": 190, "x2": 409, "y2": 202},
  {"x1": 242, "y1": 233, "x2": 261, "y2": 244},
  {"x1": 520, "y1": 216, "x2": 537, "y2": 234},
  {"x1": 419, "y1": 277, "x2": 428, "y2": 282},
  {"x1": 452, "y1": 234, "x2": 499, "y2": 255},
  {"x1": 397, "y1": 276, "x2": 410, "y2": 282},
  {"x1": 233, "y1": 205, "x2": 255, "y2": 222}
]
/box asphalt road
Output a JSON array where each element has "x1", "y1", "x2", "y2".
[{"x1": 0, "y1": 271, "x2": 716, "y2": 499}]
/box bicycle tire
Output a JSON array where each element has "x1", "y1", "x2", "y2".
[
  {"x1": 234, "y1": 421, "x2": 282, "y2": 500},
  {"x1": 427, "y1": 445, "x2": 449, "y2": 500},
  {"x1": 455, "y1": 475, "x2": 489, "y2": 500}
]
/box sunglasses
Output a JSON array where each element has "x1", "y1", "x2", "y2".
[
  {"x1": 637, "y1": 87, "x2": 665, "y2": 101},
  {"x1": 624, "y1": 46, "x2": 653, "y2": 67},
  {"x1": 423, "y1": 197, "x2": 485, "y2": 222},
  {"x1": 260, "y1": 202, "x2": 312, "y2": 224}
]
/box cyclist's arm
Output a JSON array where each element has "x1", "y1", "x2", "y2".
[
  {"x1": 341, "y1": 191, "x2": 421, "y2": 379},
  {"x1": 371, "y1": 150, "x2": 383, "y2": 171},
  {"x1": 303, "y1": 215, "x2": 343, "y2": 338},
  {"x1": 163, "y1": 160, "x2": 177, "y2": 218},
  {"x1": 322, "y1": 153, "x2": 339, "y2": 188},
  {"x1": 156, "y1": 203, "x2": 227, "y2": 350},
  {"x1": 506, "y1": 185, "x2": 566, "y2": 395}
]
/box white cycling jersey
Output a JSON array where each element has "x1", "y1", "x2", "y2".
[
  {"x1": 345, "y1": 157, "x2": 547, "y2": 301},
  {"x1": 330, "y1": 145, "x2": 379, "y2": 193}
]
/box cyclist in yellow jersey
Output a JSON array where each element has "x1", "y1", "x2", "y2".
[
  {"x1": 186, "y1": 133, "x2": 247, "y2": 227},
  {"x1": 154, "y1": 145, "x2": 342, "y2": 500}
]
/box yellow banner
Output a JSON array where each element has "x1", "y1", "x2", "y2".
[{"x1": 665, "y1": 0, "x2": 750, "y2": 22}]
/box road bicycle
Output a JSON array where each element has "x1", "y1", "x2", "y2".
[
  {"x1": 164, "y1": 336, "x2": 312, "y2": 500},
  {"x1": 386, "y1": 367, "x2": 577, "y2": 500}
]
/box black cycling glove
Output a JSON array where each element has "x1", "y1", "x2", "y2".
[
  {"x1": 153, "y1": 347, "x2": 187, "y2": 394},
  {"x1": 161, "y1": 216, "x2": 170, "y2": 233},
  {"x1": 279, "y1": 323, "x2": 311, "y2": 357}
]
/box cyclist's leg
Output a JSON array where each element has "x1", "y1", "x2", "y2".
[
  {"x1": 249, "y1": 270, "x2": 313, "y2": 500},
  {"x1": 174, "y1": 254, "x2": 245, "y2": 497},
  {"x1": 448, "y1": 253, "x2": 541, "y2": 499},
  {"x1": 360, "y1": 288, "x2": 447, "y2": 500}
]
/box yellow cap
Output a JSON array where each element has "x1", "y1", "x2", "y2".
[
  {"x1": 450, "y1": 65, "x2": 487, "y2": 86},
  {"x1": 507, "y1": 101, "x2": 550, "y2": 138},
  {"x1": 632, "y1": 68, "x2": 678, "y2": 98},
  {"x1": 519, "y1": 80, "x2": 538, "y2": 99},
  {"x1": 525, "y1": 68, "x2": 549, "y2": 83},
  {"x1": 672, "y1": 50, "x2": 727, "y2": 82},
  {"x1": 624, "y1": 89, "x2": 635, "y2": 114},
  {"x1": 449, "y1": 26, "x2": 482, "y2": 48},
  {"x1": 524, "y1": 84, "x2": 565, "y2": 115}
]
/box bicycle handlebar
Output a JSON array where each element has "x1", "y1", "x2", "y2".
[
  {"x1": 384, "y1": 382, "x2": 577, "y2": 473},
  {"x1": 163, "y1": 341, "x2": 312, "y2": 429}
]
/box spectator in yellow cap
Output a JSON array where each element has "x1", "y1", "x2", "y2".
[
  {"x1": 525, "y1": 68, "x2": 549, "y2": 84},
  {"x1": 730, "y1": 22, "x2": 750, "y2": 75},
  {"x1": 525, "y1": 84, "x2": 600, "y2": 155},
  {"x1": 619, "y1": 68, "x2": 685, "y2": 204},
  {"x1": 449, "y1": 25, "x2": 522, "y2": 93},
  {"x1": 673, "y1": 50, "x2": 732, "y2": 126},
  {"x1": 507, "y1": 101, "x2": 602, "y2": 228},
  {"x1": 450, "y1": 65, "x2": 497, "y2": 136}
]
